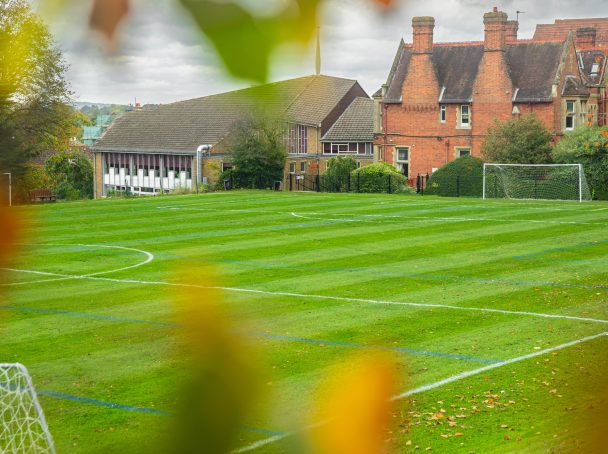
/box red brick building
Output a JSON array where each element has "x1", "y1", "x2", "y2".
[{"x1": 374, "y1": 8, "x2": 603, "y2": 178}]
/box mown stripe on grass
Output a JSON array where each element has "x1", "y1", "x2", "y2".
[
  {"x1": 0, "y1": 305, "x2": 499, "y2": 364},
  {"x1": 35, "y1": 390, "x2": 285, "y2": 437}
]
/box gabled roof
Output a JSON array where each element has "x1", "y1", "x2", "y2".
[
  {"x1": 94, "y1": 75, "x2": 361, "y2": 153},
  {"x1": 383, "y1": 41, "x2": 565, "y2": 104},
  {"x1": 321, "y1": 97, "x2": 374, "y2": 142},
  {"x1": 534, "y1": 18, "x2": 608, "y2": 46}
]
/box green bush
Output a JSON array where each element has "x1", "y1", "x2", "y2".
[
  {"x1": 321, "y1": 156, "x2": 357, "y2": 192},
  {"x1": 426, "y1": 156, "x2": 484, "y2": 197},
  {"x1": 553, "y1": 126, "x2": 608, "y2": 199},
  {"x1": 350, "y1": 162, "x2": 411, "y2": 193}
]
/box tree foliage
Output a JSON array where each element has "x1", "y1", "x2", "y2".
[
  {"x1": 229, "y1": 115, "x2": 287, "y2": 189},
  {"x1": 321, "y1": 156, "x2": 357, "y2": 192},
  {"x1": 45, "y1": 151, "x2": 93, "y2": 200},
  {"x1": 0, "y1": 0, "x2": 72, "y2": 176},
  {"x1": 481, "y1": 114, "x2": 553, "y2": 164},
  {"x1": 553, "y1": 126, "x2": 608, "y2": 199}
]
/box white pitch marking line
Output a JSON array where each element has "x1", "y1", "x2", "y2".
[
  {"x1": 3, "y1": 269, "x2": 607, "y2": 325},
  {"x1": 2, "y1": 244, "x2": 154, "y2": 286},
  {"x1": 290, "y1": 212, "x2": 607, "y2": 226},
  {"x1": 591, "y1": 207, "x2": 608, "y2": 212},
  {"x1": 234, "y1": 331, "x2": 608, "y2": 452}
]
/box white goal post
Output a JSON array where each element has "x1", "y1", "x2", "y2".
[
  {"x1": 482, "y1": 163, "x2": 592, "y2": 202},
  {"x1": 0, "y1": 363, "x2": 55, "y2": 454}
]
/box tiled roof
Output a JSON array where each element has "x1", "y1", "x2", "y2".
[
  {"x1": 383, "y1": 41, "x2": 565, "y2": 104},
  {"x1": 321, "y1": 97, "x2": 374, "y2": 142},
  {"x1": 434, "y1": 45, "x2": 484, "y2": 103},
  {"x1": 94, "y1": 75, "x2": 360, "y2": 152},
  {"x1": 506, "y1": 42, "x2": 564, "y2": 101},
  {"x1": 534, "y1": 18, "x2": 608, "y2": 46}
]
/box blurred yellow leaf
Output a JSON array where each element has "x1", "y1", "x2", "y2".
[
  {"x1": 307, "y1": 354, "x2": 398, "y2": 454},
  {"x1": 89, "y1": 0, "x2": 130, "y2": 47},
  {"x1": 168, "y1": 266, "x2": 262, "y2": 454}
]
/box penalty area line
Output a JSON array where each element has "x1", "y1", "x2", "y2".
[
  {"x1": 233, "y1": 331, "x2": 608, "y2": 453},
  {"x1": 2, "y1": 269, "x2": 607, "y2": 325}
]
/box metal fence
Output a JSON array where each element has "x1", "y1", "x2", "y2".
[{"x1": 284, "y1": 172, "x2": 413, "y2": 194}]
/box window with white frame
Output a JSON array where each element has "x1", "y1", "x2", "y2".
[
  {"x1": 565, "y1": 100, "x2": 575, "y2": 130},
  {"x1": 458, "y1": 105, "x2": 471, "y2": 128},
  {"x1": 289, "y1": 162, "x2": 296, "y2": 173},
  {"x1": 396, "y1": 147, "x2": 409, "y2": 162},
  {"x1": 440, "y1": 104, "x2": 446, "y2": 123},
  {"x1": 286, "y1": 124, "x2": 308, "y2": 154},
  {"x1": 396, "y1": 147, "x2": 409, "y2": 178},
  {"x1": 322, "y1": 142, "x2": 372, "y2": 155},
  {"x1": 455, "y1": 147, "x2": 471, "y2": 158},
  {"x1": 300, "y1": 161, "x2": 306, "y2": 173}
]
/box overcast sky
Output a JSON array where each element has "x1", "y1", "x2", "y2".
[{"x1": 39, "y1": 0, "x2": 606, "y2": 105}]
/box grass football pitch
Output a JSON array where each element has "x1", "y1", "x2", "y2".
[{"x1": 2, "y1": 191, "x2": 608, "y2": 453}]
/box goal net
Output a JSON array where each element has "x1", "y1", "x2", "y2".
[
  {"x1": 0, "y1": 364, "x2": 55, "y2": 453},
  {"x1": 482, "y1": 164, "x2": 592, "y2": 202}
]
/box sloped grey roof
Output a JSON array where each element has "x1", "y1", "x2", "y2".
[
  {"x1": 321, "y1": 97, "x2": 374, "y2": 142},
  {"x1": 94, "y1": 75, "x2": 359, "y2": 152},
  {"x1": 506, "y1": 42, "x2": 564, "y2": 102},
  {"x1": 382, "y1": 40, "x2": 567, "y2": 104},
  {"x1": 434, "y1": 45, "x2": 484, "y2": 103}
]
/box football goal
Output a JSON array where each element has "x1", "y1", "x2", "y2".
[
  {"x1": 0, "y1": 363, "x2": 55, "y2": 453},
  {"x1": 482, "y1": 163, "x2": 592, "y2": 202}
]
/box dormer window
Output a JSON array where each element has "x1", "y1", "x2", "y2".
[{"x1": 458, "y1": 105, "x2": 471, "y2": 128}]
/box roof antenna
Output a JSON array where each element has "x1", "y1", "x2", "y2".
[
  {"x1": 516, "y1": 10, "x2": 525, "y2": 22},
  {"x1": 315, "y1": 26, "x2": 321, "y2": 75}
]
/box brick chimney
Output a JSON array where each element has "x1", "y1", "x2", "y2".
[
  {"x1": 412, "y1": 16, "x2": 434, "y2": 54},
  {"x1": 483, "y1": 7, "x2": 508, "y2": 51},
  {"x1": 505, "y1": 20, "x2": 518, "y2": 42},
  {"x1": 402, "y1": 16, "x2": 439, "y2": 114},
  {"x1": 575, "y1": 27, "x2": 597, "y2": 48}
]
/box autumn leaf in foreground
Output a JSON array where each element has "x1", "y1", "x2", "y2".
[
  {"x1": 167, "y1": 266, "x2": 262, "y2": 454},
  {"x1": 306, "y1": 354, "x2": 398, "y2": 454},
  {"x1": 0, "y1": 196, "x2": 21, "y2": 279},
  {"x1": 89, "y1": 0, "x2": 130, "y2": 47}
]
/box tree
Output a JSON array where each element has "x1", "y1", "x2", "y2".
[
  {"x1": 229, "y1": 114, "x2": 287, "y2": 189},
  {"x1": 553, "y1": 126, "x2": 608, "y2": 199},
  {"x1": 322, "y1": 156, "x2": 357, "y2": 192},
  {"x1": 45, "y1": 151, "x2": 93, "y2": 200},
  {"x1": 481, "y1": 114, "x2": 553, "y2": 164},
  {"x1": 0, "y1": 0, "x2": 72, "y2": 177}
]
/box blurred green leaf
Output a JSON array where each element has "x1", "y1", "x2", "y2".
[{"x1": 179, "y1": 0, "x2": 320, "y2": 82}]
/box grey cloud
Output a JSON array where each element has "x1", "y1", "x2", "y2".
[{"x1": 45, "y1": 0, "x2": 607, "y2": 104}]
